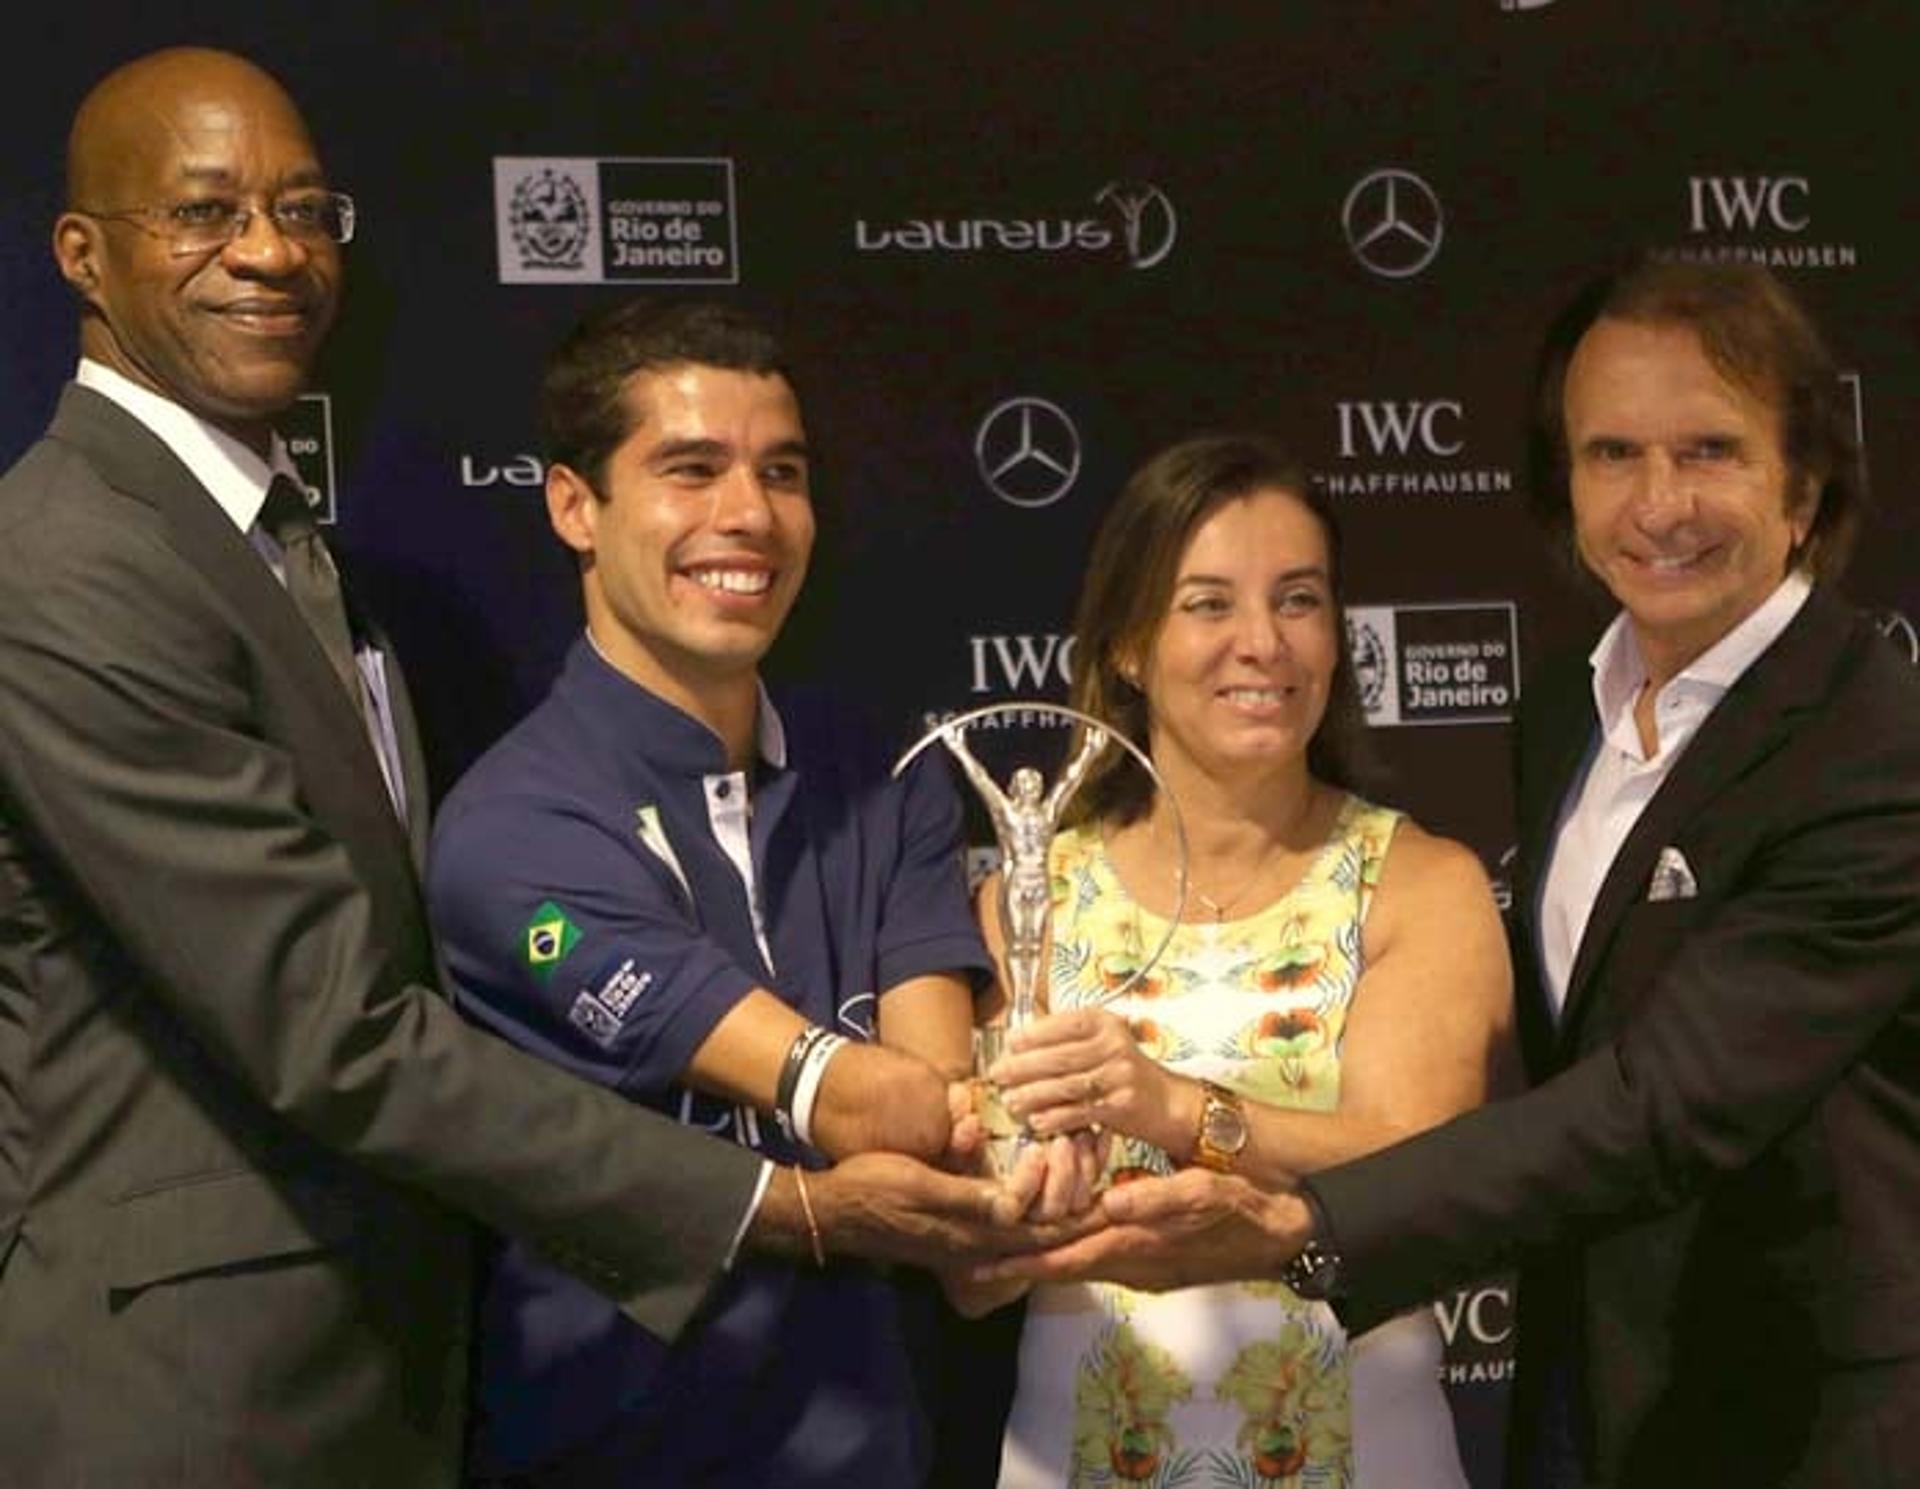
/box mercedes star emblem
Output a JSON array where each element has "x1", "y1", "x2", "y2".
[
  {"x1": 975, "y1": 396, "x2": 1082, "y2": 507},
  {"x1": 1343, "y1": 168, "x2": 1445, "y2": 279}
]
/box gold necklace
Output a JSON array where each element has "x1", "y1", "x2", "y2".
[
  {"x1": 1161, "y1": 784, "x2": 1324, "y2": 924},
  {"x1": 1192, "y1": 874, "x2": 1268, "y2": 923}
]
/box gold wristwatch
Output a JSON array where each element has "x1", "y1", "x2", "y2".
[{"x1": 1192, "y1": 1080, "x2": 1249, "y2": 1172}]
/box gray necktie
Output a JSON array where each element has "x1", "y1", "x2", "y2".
[{"x1": 260, "y1": 475, "x2": 362, "y2": 702}]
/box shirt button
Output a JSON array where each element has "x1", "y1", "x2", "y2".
[{"x1": 714, "y1": 780, "x2": 731, "y2": 800}]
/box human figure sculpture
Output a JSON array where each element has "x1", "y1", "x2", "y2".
[{"x1": 939, "y1": 723, "x2": 1108, "y2": 1025}]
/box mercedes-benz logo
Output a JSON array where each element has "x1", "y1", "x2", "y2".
[
  {"x1": 1875, "y1": 609, "x2": 1918, "y2": 666},
  {"x1": 1095, "y1": 180, "x2": 1178, "y2": 270},
  {"x1": 975, "y1": 397, "x2": 1082, "y2": 507},
  {"x1": 1342, "y1": 168, "x2": 1445, "y2": 279}
]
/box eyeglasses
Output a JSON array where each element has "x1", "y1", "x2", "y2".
[{"x1": 75, "y1": 191, "x2": 356, "y2": 256}]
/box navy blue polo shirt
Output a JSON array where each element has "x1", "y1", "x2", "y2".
[{"x1": 427, "y1": 637, "x2": 989, "y2": 1484}]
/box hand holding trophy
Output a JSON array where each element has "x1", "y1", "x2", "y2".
[{"x1": 897, "y1": 704, "x2": 1185, "y2": 1181}]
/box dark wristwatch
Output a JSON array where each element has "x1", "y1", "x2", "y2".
[
  {"x1": 1281, "y1": 1190, "x2": 1345, "y2": 1300},
  {"x1": 1281, "y1": 1236, "x2": 1344, "y2": 1300},
  {"x1": 1192, "y1": 1080, "x2": 1249, "y2": 1173}
]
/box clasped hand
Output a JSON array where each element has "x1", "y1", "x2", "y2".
[
  {"x1": 943, "y1": 1077, "x2": 1108, "y2": 1223},
  {"x1": 952, "y1": 1006, "x2": 1187, "y2": 1223},
  {"x1": 988, "y1": 1007, "x2": 1192, "y2": 1159}
]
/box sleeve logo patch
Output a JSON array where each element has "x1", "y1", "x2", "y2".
[
  {"x1": 594, "y1": 957, "x2": 654, "y2": 1019},
  {"x1": 522, "y1": 900, "x2": 583, "y2": 980},
  {"x1": 568, "y1": 992, "x2": 622, "y2": 1046},
  {"x1": 566, "y1": 957, "x2": 655, "y2": 1049}
]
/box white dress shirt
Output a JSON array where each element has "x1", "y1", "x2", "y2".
[
  {"x1": 1537, "y1": 571, "x2": 1813, "y2": 1017},
  {"x1": 75, "y1": 359, "x2": 410, "y2": 824}
]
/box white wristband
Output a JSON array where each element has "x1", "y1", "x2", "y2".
[{"x1": 789, "y1": 1032, "x2": 847, "y2": 1149}]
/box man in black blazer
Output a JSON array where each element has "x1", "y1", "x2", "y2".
[
  {"x1": 0, "y1": 47, "x2": 1066, "y2": 1488},
  {"x1": 986, "y1": 260, "x2": 1920, "y2": 1487}
]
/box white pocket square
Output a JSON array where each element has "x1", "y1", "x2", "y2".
[{"x1": 1647, "y1": 846, "x2": 1698, "y2": 902}]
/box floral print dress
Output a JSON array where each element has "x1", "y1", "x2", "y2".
[{"x1": 995, "y1": 796, "x2": 1467, "y2": 1489}]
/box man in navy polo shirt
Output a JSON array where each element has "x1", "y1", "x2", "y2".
[{"x1": 429, "y1": 300, "x2": 988, "y2": 1485}]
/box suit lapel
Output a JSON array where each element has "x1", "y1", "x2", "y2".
[
  {"x1": 1555, "y1": 590, "x2": 1850, "y2": 1042},
  {"x1": 1510, "y1": 659, "x2": 1600, "y2": 1067},
  {"x1": 1517, "y1": 659, "x2": 1599, "y2": 898},
  {"x1": 47, "y1": 387, "x2": 420, "y2": 882}
]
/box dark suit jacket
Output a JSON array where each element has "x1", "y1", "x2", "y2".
[
  {"x1": 1308, "y1": 586, "x2": 1920, "y2": 1487},
  {"x1": 0, "y1": 388, "x2": 762, "y2": 1487}
]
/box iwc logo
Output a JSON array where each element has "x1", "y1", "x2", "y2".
[
  {"x1": 975, "y1": 397, "x2": 1082, "y2": 507},
  {"x1": 1316, "y1": 397, "x2": 1514, "y2": 499},
  {"x1": 1342, "y1": 168, "x2": 1444, "y2": 279},
  {"x1": 1661, "y1": 172, "x2": 1857, "y2": 271},
  {"x1": 509, "y1": 168, "x2": 590, "y2": 271}
]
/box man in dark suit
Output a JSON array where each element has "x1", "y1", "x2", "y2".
[
  {"x1": 984, "y1": 260, "x2": 1920, "y2": 1487},
  {"x1": 0, "y1": 47, "x2": 1068, "y2": 1488}
]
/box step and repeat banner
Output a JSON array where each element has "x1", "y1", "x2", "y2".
[{"x1": 4, "y1": 5, "x2": 1914, "y2": 1483}]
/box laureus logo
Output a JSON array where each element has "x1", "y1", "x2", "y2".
[
  {"x1": 1342, "y1": 168, "x2": 1444, "y2": 279},
  {"x1": 510, "y1": 168, "x2": 590, "y2": 270},
  {"x1": 1096, "y1": 180, "x2": 1178, "y2": 269},
  {"x1": 855, "y1": 181, "x2": 1177, "y2": 269},
  {"x1": 1875, "y1": 610, "x2": 1918, "y2": 666}
]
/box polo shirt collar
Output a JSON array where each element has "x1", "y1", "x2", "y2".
[{"x1": 570, "y1": 632, "x2": 787, "y2": 779}]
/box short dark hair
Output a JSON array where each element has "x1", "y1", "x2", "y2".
[
  {"x1": 538, "y1": 300, "x2": 793, "y2": 489},
  {"x1": 1528, "y1": 256, "x2": 1865, "y2": 580},
  {"x1": 1064, "y1": 433, "x2": 1375, "y2": 828}
]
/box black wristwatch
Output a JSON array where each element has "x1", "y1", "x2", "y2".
[{"x1": 1281, "y1": 1191, "x2": 1345, "y2": 1300}]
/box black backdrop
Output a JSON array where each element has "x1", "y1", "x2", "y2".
[{"x1": 6, "y1": 5, "x2": 1916, "y2": 1482}]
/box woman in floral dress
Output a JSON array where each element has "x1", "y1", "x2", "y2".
[{"x1": 964, "y1": 435, "x2": 1512, "y2": 1488}]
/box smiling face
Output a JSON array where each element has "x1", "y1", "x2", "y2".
[
  {"x1": 55, "y1": 51, "x2": 340, "y2": 452},
  {"x1": 1138, "y1": 489, "x2": 1337, "y2": 792},
  {"x1": 547, "y1": 363, "x2": 813, "y2": 731},
  {"x1": 1564, "y1": 317, "x2": 1816, "y2": 685}
]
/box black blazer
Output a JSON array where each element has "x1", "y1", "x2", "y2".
[
  {"x1": 0, "y1": 388, "x2": 762, "y2": 1487},
  {"x1": 1309, "y1": 587, "x2": 1920, "y2": 1487}
]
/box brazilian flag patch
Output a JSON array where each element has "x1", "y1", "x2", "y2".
[{"x1": 522, "y1": 900, "x2": 583, "y2": 981}]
